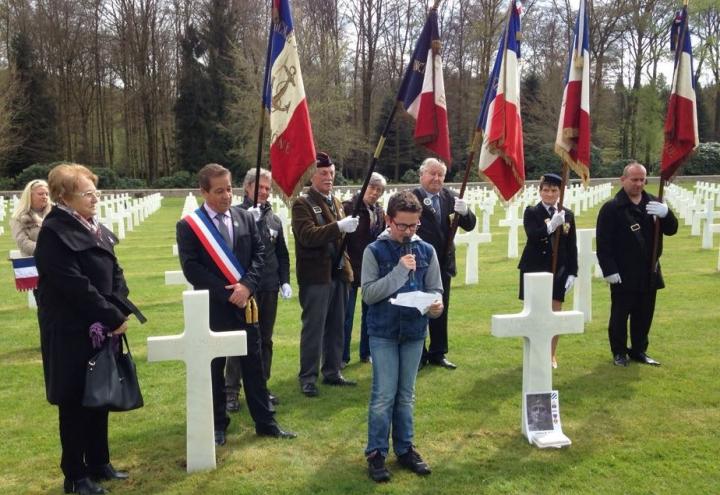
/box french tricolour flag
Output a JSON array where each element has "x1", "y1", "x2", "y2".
[
  {"x1": 397, "y1": 7, "x2": 451, "y2": 165},
  {"x1": 12, "y1": 257, "x2": 38, "y2": 291},
  {"x1": 555, "y1": 0, "x2": 590, "y2": 185},
  {"x1": 477, "y1": 0, "x2": 524, "y2": 202},
  {"x1": 660, "y1": 6, "x2": 699, "y2": 181},
  {"x1": 262, "y1": 0, "x2": 316, "y2": 199}
]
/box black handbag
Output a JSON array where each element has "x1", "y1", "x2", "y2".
[{"x1": 82, "y1": 333, "x2": 144, "y2": 412}]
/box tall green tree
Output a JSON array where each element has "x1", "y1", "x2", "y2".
[
  {"x1": 2, "y1": 30, "x2": 58, "y2": 177},
  {"x1": 175, "y1": 24, "x2": 211, "y2": 174},
  {"x1": 202, "y1": 0, "x2": 239, "y2": 169}
]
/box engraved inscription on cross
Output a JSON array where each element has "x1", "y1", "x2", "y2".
[
  {"x1": 147, "y1": 290, "x2": 247, "y2": 472},
  {"x1": 491, "y1": 273, "x2": 584, "y2": 441}
]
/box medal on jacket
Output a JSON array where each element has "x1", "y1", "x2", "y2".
[{"x1": 423, "y1": 197, "x2": 432, "y2": 207}]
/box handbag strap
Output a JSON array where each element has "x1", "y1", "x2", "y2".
[{"x1": 119, "y1": 333, "x2": 132, "y2": 356}]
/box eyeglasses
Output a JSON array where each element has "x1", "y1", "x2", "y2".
[
  {"x1": 393, "y1": 220, "x2": 421, "y2": 232},
  {"x1": 75, "y1": 190, "x2": 102, "y2": 199}
]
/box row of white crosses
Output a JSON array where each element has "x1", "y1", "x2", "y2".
[
  {"x1": 97, "y1": 192, "x2": 164, "y2": 240},
  {"x1": 665, "y1": 181, "x2": 720, "y2": 270}
]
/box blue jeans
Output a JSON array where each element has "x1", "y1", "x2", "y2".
[
  {"x1": 343, "y1": 286, "x2": 370, "y2": 362},
  {"x1": 365, "y1": 336, "x2": 424, "y2": 457}
]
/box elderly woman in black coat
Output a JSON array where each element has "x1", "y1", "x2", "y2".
[{"x1": 35, "y1": 163, "x2": 141, "y2": 495}]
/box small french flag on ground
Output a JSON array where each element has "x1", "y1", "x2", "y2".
[{"x1": 11, "y1": 257, "x2": 38, "y2": 291}]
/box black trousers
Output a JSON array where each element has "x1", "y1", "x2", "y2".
[
  {"x1": 211, "y1": 323, "x2": 275, "y2": 432},
  {"x1": 608, "y1": 289, "x2": 657, "y2": 356},
  {"x1": 58, "y1": 403, "x2": 109, "y2": 480},
  {"x1": 424, "y1": 271, "x2": 451, "y2": 361}
]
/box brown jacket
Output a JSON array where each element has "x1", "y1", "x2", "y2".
[{"x1": 291, "y1": 187, "x2": 353, "y2": 286}]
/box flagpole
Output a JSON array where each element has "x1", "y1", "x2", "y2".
[
  {"x1": 444, "y1": 130, "x2": 482, "y2": 256},
  {"x1": 551, "y1": 162, "x2": 569, "y2": 274},
  {"x1": 253, "y1": 102, "x2": 266, "y2": 207},
  {"x1": 650, "y1": 0, "x2": 689, "y2": 278},
  {"x1": 332, "y1": 0, "x2": 443, "y2": 270}
]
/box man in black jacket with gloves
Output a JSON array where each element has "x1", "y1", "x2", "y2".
[
  {"x1": 412, "y1": 157, "x2": 477, "y2": 370},
  {"x1": 225, "y1": 167, "x2": 291, "y2": 410},
  {"x1": 596, "y1": 162, "x2": 678, "y2": 367}
]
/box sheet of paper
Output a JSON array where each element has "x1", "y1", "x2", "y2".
[{"x1": 389, "y1": 291, "x2": 440, "y2": 315}]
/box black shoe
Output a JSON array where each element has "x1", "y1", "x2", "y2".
[
  {"x1": 64, "y1": 477, "x2": 106, "y2": 494},
  {"x1": 322, "y1": 375, "x2": 357, "y2": 386},
  {"x1": 429, "y1": 357, "x2": 457, "y2": 370},
  {"x1": 630, "y1": 352, "x2": 661, "y2": 366},
  {"x1": 367, "y1": 451, "x2": 391, "y2": 482},
  {"x1": 214, "y1": 430, "x2": 226, "y2": 446},
  {"x1": 256, "y1": 423, "x2": 297, "y2": 439},
  {"x1": 88, "y1": 463, "x2": 129, "y2": 481},
  {"x1": 268, "y1": 392, "x2": 280, "y2": 405},
  {"x1": 613, "y1": 353, "x2": 629, "y2": 367},
  {"x1": 397, "y1": 446, "x2": 431, "y2": 475},
  {"x1": 360, "y1": 356, "x2": 372, "y2": 364},
  {"x1": 418, "y1": 358, "x2": 427, "y2": 371},
  {"x1": 301, "y1": 382, "x2": 319, "y2": 397}
]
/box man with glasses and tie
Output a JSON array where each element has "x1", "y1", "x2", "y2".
[
  {"x1": 292, "y1": 152, "x2": 359, "y2": 397},
  {"x1": 517, "y1": 173, "x2": 578, "y2": 369},
  {"x1": 412, "y1": 157, "x2": 476, "y2": 370},
  {"x1": 176, "y1": 163, "x2": 296, "y2": 446}
]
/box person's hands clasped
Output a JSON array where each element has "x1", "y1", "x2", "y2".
[
  {"x1": 604, "y1": 273, "x2": 622, "y2": 285},
  {"x1": 426, "y1": 299, "x2": 444, "y2": 318},
  {"x1": 337, "y1": 216, "x2": 359, "y2": 233},
  {"x1": 280, "y1": 282, "x2": 292, "y2": 299},
  {"x1": 453, "y1": 197, "x2": 469, "y2": 216},
  {"x1": 547, "y1": 210, "x2": 565, "y2": 234},
  {"x1": 110, "y1": 319, "x2": 129, "y2": 336},
  {"x1": 225, "y1": 282, "x2": 251, "y2": 308},
  {"x1": 399, "y1": 253, "x2": 416, "y2": 272},
  {"x1": 646, "y1": 201, "x2": 668, "y2": 218}
]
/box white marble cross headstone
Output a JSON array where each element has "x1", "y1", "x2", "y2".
[
  {"x1": 499, "y1": 203, "x2": 522, "y2": 259},
  {"x1": 491, "y1": 273, "x2": 584, "y2": 442},
  {"x1": 147, "y1": 290, "x2": 247, "y2": 472},
  {"x1": 573, "y1": 228, "x2": 596, "y2": 322},
  {"x1": 454, "y1": 227, "x2": 491, "y2": 285},
  {"x1": 165, "y1": 270, "x2": 193, "y2": 290}
]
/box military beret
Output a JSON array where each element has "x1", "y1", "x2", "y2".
[{"x1": 316, "y1": 152, "x2": 334, "y2": 168}]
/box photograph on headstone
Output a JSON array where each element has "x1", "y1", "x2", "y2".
[{"x1": 525, "y1": 392, "x2": 554, "y2": 432}]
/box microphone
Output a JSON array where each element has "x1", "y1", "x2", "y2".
[{"x1": 402, "y1": 236, "x2": 415, "y2": 285}]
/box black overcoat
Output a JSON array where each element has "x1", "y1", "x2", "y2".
[
  {"x1": 596, "y1": 189, "x2": 678, "y2": 292},
  {"x1": 35, "y1": 207, "x2": 134, "y2": 405},
  {"x1": 412, "y1": 187, "x2": 477, "y2": 277},
  {"x1": 342, "y1": 193, "x2": 385, "y2": 288},
  {"x1": 518, "y1": 202, "x2": 578, "y2": 300}
]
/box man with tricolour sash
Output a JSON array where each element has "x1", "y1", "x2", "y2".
[{"x1": 176, "y1": 163, "x2": 296, "y2": 446}]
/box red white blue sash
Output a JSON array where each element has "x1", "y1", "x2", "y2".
[{"x1": 185, "y1": 207, "x2": 246, "y2": 284}]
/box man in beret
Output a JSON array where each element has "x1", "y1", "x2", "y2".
[
  {"x1": 412, "y1": 157, "x2": 476, "y2": 370},
  {"x1": 518, "y1": 172, "x2": 578, "y2": 368},
  {"x1": 291, "y1": 152, "x2": 359, "y2": 397}
]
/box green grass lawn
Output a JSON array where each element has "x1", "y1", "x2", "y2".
[{"x1": 0, "y1": 187, "x2": 718, "y2": 495}]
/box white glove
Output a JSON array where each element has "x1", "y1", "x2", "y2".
[
  {"x1": 546, "y1": 210, "x2": 566, "y2": 234},
  {"x1": 248, "y1": 206, "x2": 262, "y2": 222},
  {"x1": 454, "y1": 197, "x2": 469, "y2": 216},
  {"x1": 646, "y1": 201, "x2": 668, "y2": 218},
  {"x1": 564, "y1": 275, "x2": 576, "y2": 293},
  {"x1": 337, "y1": 216, "x2": 359, "y2": 233},
  {"x1": 280, "y1": 283, "x2": 292, "y2": 299},
  {"x1": 604, "y1": 273, "x2": 622, "y2": 284}
]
